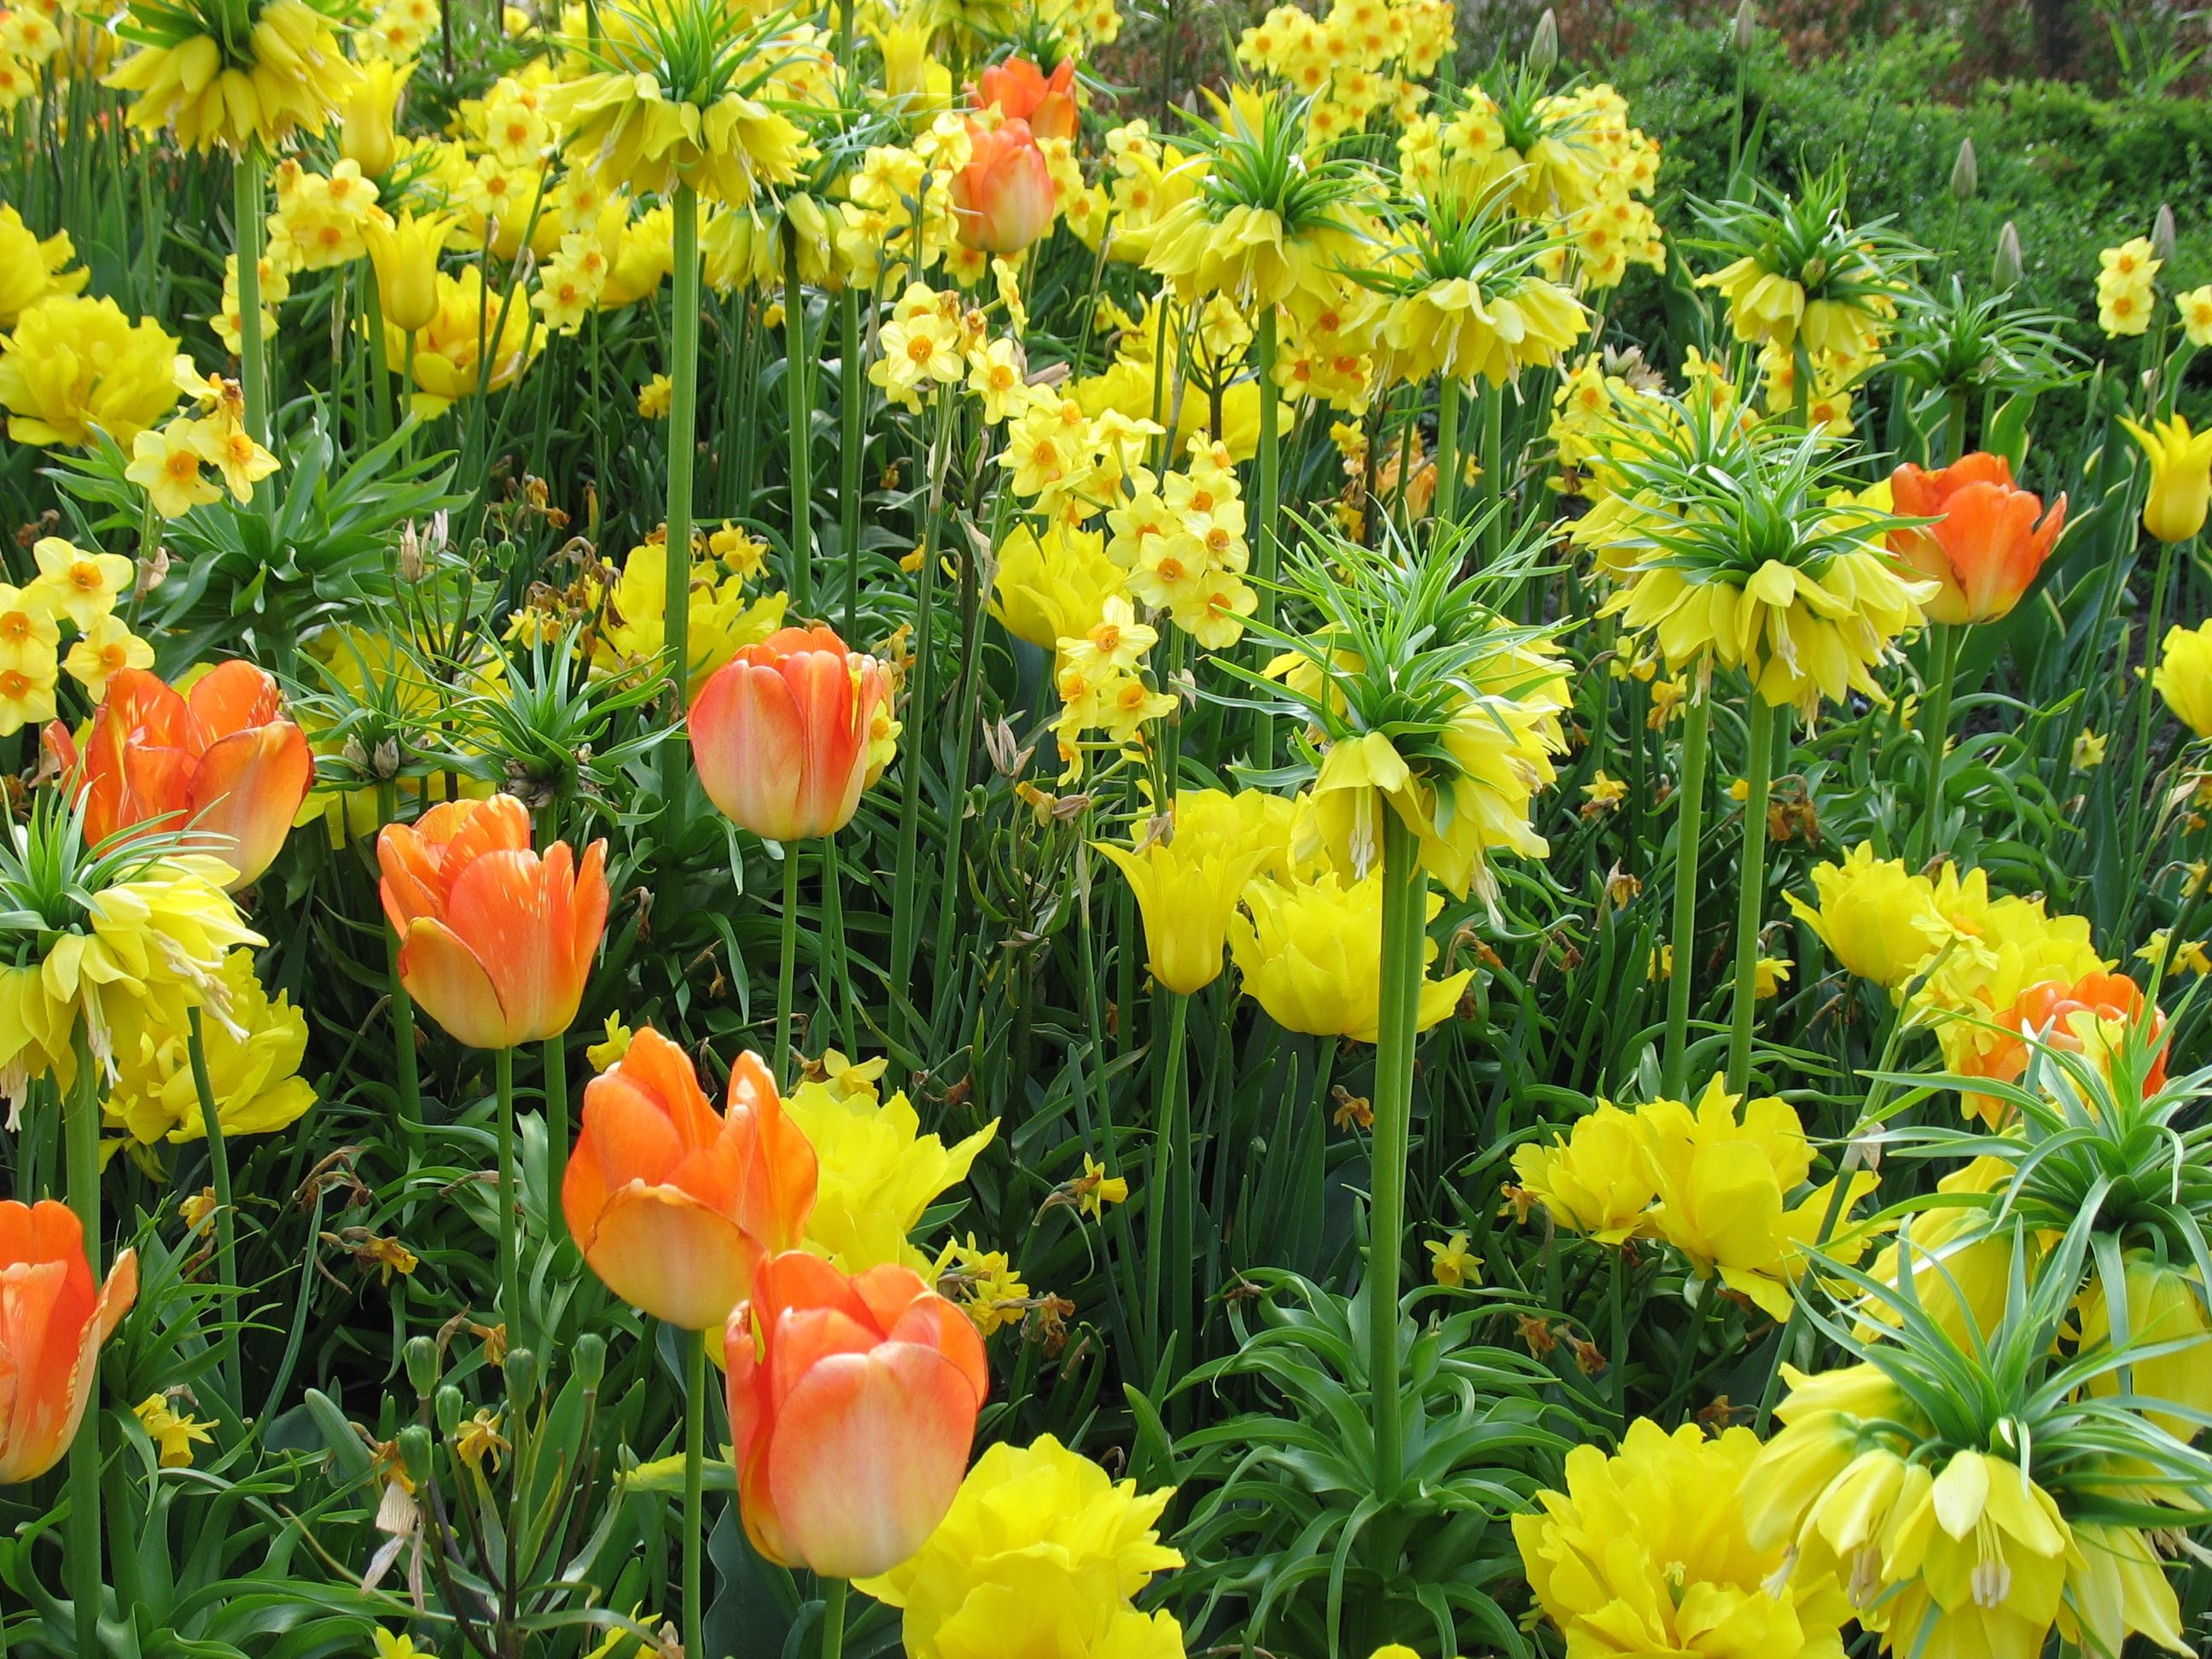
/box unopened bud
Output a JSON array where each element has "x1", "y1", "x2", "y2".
[
  {"x1": 405, "y1": 1335, "x2": 440, "y2": 1398},
  {"x1": 372, "y1": 737, "x2": 400, "y2": 780},
  {"x1": 573, "y1": 1332, "x2": 606, "y2": 1389},
  {"x1": 1992, "y1": 221, "x2": 2023, "y2": 289},
  {"x1": 504, "y1": 1347, "x2": 539, "y2": 1410},
  {"x1": 1527, "y1": 8, "x2": 1557, "y2": 76},
  {"x1": 397, "y1": 1423, "x2": 435, "y2": 1490},
  {"x1": 434, "y1": 1383, "x2": 465, "y2": 1439},
  {"x1": 1732, "y1": 0, "x2": 1755, "y2": 53},
  {"x1": 2152, "y1": 202, "x2": 2178, "y2": 265},
  {"x1": 1950, "y1": 137, "x2": 1976, "y2": 201}
]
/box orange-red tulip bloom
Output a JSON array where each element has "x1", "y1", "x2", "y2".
[
  {"x1": 564, "y1": 1028, "x2": 816, "y2": 1330},
  {"x1": 974, "y1": 57, "x2": 1077, "y2": 143},
  {"x1": 1964, "y1": 970, "x2": 2169, "y2": 1122},
  {"x1": 949, "y1": 118, "x2": 1056, "y2": 256},
  {"x1": 1887, "y1": 452, "x2": 2066, "y2": 626},
  {"x1": 376, "y1": 793, "x2": 609, "y2": 1051},
  {"x1": 689, "y1": 626, "x2": 889, "y2": 843},
  {"x1": 725, "y1": 1251, "x2": 987, "y2": 1577},
  {"x1": 0, "y1": 1200, "x2": 137, "y2": 1485},
  {"x1": 49, "y1": 661, "x2": 313, "y2": 890}
]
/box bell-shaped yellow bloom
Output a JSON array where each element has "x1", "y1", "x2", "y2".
[
  {"x1": 1877, "y1": 1449, "x2": 2071, "y2": 1659},
  {"x1": 1230, "y1": 870, "x2": 1470, "y2": 1044},
  {"x1": 2152, "y1": 617, "x2": 2212, "y2": 740},
  {"x1": 1740, "y1": 1361, "x2": 1916, "y2": 1554},
  {"x1": 783, "y1": 1077, "x2": 998, "y2": 1273},
  {"x1": 363, "y1": 209, "x2": 457, "y2": 335},
  {"x1": 1096, "y1": 793, "x2": 1270, "y2": 996},
  {"x1": 1377, "y1": 272, "x2": 1588, "y2": 389},
  {"x1": 105, "y1": 0, "x2": 362, "y2": 153},
  {"x1": 2060, "y1": 1524, "x2": 2192, "y2": 1658},
  {"x1": 2077, "y1": 1251, "x2": 2212, "y2": 1442},
  {"x1": 341, "y1": 54, "x2": 411, "y2": 177},
  {"x1": 2121, "y1": 412, "x2": 2212, "y2": 545},
  {"x1": 1509, "y1": 1102, "x2": 1658, "y2": 1243},
  {"x1": 545, "y1": 72, "x2": 810, "y2": 206}
]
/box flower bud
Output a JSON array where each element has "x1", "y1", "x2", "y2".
[
  {"x1": 1528, "y1": 8, "x2": 1557, "y2": 76},
  {"x1": 2153, "y1": 202, "x2": 2178, "y2": 265},
  {"x1": 434, "y1": 1383, "x2": 466, "y2": 1439},
  {"x1": 504, "y1": 1347, "x2": 539, "y2": 1411},
  {"x1": 398, "y1": 1423, "x2": 436, "y2": 1489},
  {"x1": 1950, "y1": 137, "x2": 1976, "y2": 201},
  {"x1": 405, "y1": 1335, "x2": 441, "y2": 1398},
  {"x1": 573, "y1": 1331, "x2": 606, "y2": 1389},
  {"x1": 1732, "y1": 0, "x2": 1756, "y2": 53},
  {"x1": 1992, "y1": 221, "x2": 2023, "y2": 290}
]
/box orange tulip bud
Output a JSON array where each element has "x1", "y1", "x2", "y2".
[
  {"x1": 949, "y1": 118, "x2": 1056, "y2": 256},
  {"x1": 689, "y1": 626, "x2": 889, "y2": 842},
  {"x1": 51, "y1": 661, "x2": 313, "y2": 890},
  {"x1": 725, "y1": 1251, "x2": 987, "y2": 1577},
  {"x1": 974, "y1": 56, "x2": 1078, "y2": 143},
  {"x1": 376, "y1": 794, "x2": 609, "y2": 1051},
  {"x1": 565, "y1": 1028, "x2": 816, "y2": 1330},
  {"x1": 0, "y1": 1200, "x2": 137, "y2": 1484},
  {"x1": 1887, "y1": 453, "x2": 2066, "y2": 626}
]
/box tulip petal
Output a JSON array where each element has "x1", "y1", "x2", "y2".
[
  {"x1": 763, "y1": 1344, "x2": 980, "y2": 1578},
  {"x1": 397, "y1": 917, "x2": 515, "y2": 1050},
  {"x1": 443, "y1": 847, "x2": 581, "y2": 1045},
  {"x1": 189, "y1": 719, "x2": 312, "y2": 888},
  {"x1": 583, "y1": 1181, "x2": 763, "y2": 1330}
]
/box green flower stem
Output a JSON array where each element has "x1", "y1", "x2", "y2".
[
  {"x1": 1252, "y1": 305, "x2": 1280, "y2": 765},
  {"x1": 683, "y1": 1327, "x2": 707, "y2": 1659},
  {"x1": 1726, "y1": 701, "x2": 1778, "y2": 1095},
  {"x1": 1662, "y1": 690, "x2": 1714, "y2": 1097},
  {"x1": 776, "y1": 844, "x2": 801, "y2": 1083},
  {"x1": 494, "y1": 1045, "x2": 522, "y2": 1355},
  {"x1": 1916, "y1": 622, "x2": 1959, "y2": 865},
  {"x1": 660, "y1": 184, "x2": 702, "y2": 852},
  {"x1": 890, "y1": 394, "x2": 956, "y2": 1051},
  {"x1": 1367, "y1": 811, "x2": 1428, "y2": 1499},
  {"x1": 1434, "y1": 376, "x2": 1462, "y2": 526},
  {"x1": 544, "y1": 1033, "x2": 569, "y2": 1251},
  {"x1": 232, "y1": 143, "x2": 269, "y2": 451},
  {"x1": 65, "y1": 1022, "x2": 102, "y2": 1658},
  {"x1": 361, "y1": 267, "x2": 392, "y2": 443},
  {"x1": 1144, "y1": 990, "x2": 1191, "y2": 1373},
  {"x1": 185, "y1": 1008, "x2": 238, "y2": 1406},
  {"x1": 839, "y1": 286, "x2": 864, "y2": 639},
  {"x1": 821, "y1": 835, "x2": 851, "y2": 1054},
  {"x1": 784, "y1": 239, "x2": 814, "y2": 619},
  {"x1": 819, "y1": 1576, "x2": 848, "y2": 1659},
  {"x1": 1477, "y1": 381, "x2": 1504, "y2": 564},
  {"x1": 379, "y1": 782, "x2": 424, "y2": 1179}
]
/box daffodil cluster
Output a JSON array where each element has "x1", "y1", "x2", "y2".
[
  {"x1": 0, "y1": 538, "x2": 154, "y2": 731},
  {"x1": 508, "y1": 523, "x2": 788, "y2": 683},
  {"x1": 2094, "y1": 235, "x2": 2161, "y2": 338},
  {"x1": 1234, "y1": 0, "x2": 1455, "y2": 145},
  {"x1": 125, "y1": 370, "x2": 279, "y2": 520}
]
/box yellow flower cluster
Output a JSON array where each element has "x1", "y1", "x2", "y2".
[
  {"x1": 0, "y1": 207, "x2": 89, "y2": 328},
  {"x1": 508, "y1": 525, "x2": 787, "y2": 684},
  {"x1": 2095, "y1": 235, "x2": 2160, "y2": 338},
  {"x1": 355, "y1": 0, "x2": 439, "y2": 61},
  {"x1": 0, "y1": 293, "x2": 182, "y2": 449},
  {"x1": 857, "y1": 1435, "x2": 1186, "y2": 1659},
  {"x1": 104, "y1": 949, "x2": 315, "y2": 1146},
  {"x1": 1516, "y1": 1417, "x2": 1850, "y2": 1659},
  {"x1": 125, "y1": 370, "x2": 280, "y2": 520},
  {"x1": 0, "y1": 7, "x2": 64, "y2": 113},
  {"x1": 1510, "y1": 1077, "x2": 1877, "y2": 1319},
  {"x1": 105, "y1": 0, "x2": 362, "y2": 153},
  {"x1": 0, "y1": 538, "x2": 154, "y2": 731},
  {"x1": 1235, "y1": 0, "x2": 1455, "y2": 144}
]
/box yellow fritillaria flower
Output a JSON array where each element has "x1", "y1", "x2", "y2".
[
  {"x1": 0, "y1": 294, "x2": 182, "y2": 448},
  {"x1": 1230, "y1": 870, "x2": 1470, "y2": 1044},
  {"x1": 105, "y1": 0, "x2": 362, "y2": 154},
  {"x1": 782, "y1": 1079, "x2": 997, "y2": 1273},
  {"x1": 545, "y1": 66, "x2": 810, "y2": 207},
  {"x1": 2120, "y1": 412, "x2": 2212, "y2": 546}
]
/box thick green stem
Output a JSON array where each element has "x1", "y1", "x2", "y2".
[
  {"x1": 1367, "y1": 812, "x2": 1428, "y2": 1500},
  {"x1": 494, "y1": 1046, "x2": 521, "y2": 1352},
  {"x1": 1726, "y1": 701, "x2": 1778, "y2": 1095},
  {"x1": 683, "y1": 1328, "x2": 706, "y2": 1659},
  {"x1": 660, "y1": 185, "x2": 702, "y2": 853},
  {"x1": 1143, "y1": 992, "x2": 1192, "y2": 1373},
  {"x1": 839, "y1": 287, "x2": 864, "y2": 639},
  {"x1": 1917, "y1": 623, "x2": 1958, "y2": 865},
  {"x1": 1662, "y1": 690, "x2": 1714, "y2": 1097},
  {"x1": 544, "y1": 1033, "x2": 569, "y2": 1250},
  {"x1": 64, "y1": 1022, "x2": 102, "y2": 1656},
  {"x1": 1477, "y1": 381, "x2": 1503, "y2": 565},
  {"x1": 232, "y1": 144, "x2": 269, "y2": 449},
  {"x1": 821, "y1": 835, "x2": 851, "y2": 1053},
  {"x1": 1251, "y1": 305, "x2": 1280, "y2": 766},
  {"x1": 889, "y1": 395, "x2": 955, "y2": 1050},
  {"x1": 186, "y1": 1009, "x2": 238, "y2": 1405},
  {"x1": 785, "y1": 242, "x2": 814, "y2": 618},
  {"x1": 819, "y1": 1576, "x2": 848, "y2": 1659},
  {"x1": 1434, "y1": 376, "x2": 1461, "y2": 527},
  {"x1": 776, "y1": 845, "x2": 801, "y2": 1082}
]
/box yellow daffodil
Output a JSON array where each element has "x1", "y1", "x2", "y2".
[
  {"x1": 62, "y1": 616, "x2": 154, "y2": 702},
  {"x1": 0, "y1": 294, "x2": 182, "y2": 448},
  {"x1": 1784, "y1": 842, "x2": 1953, "y2": 992},
  {"x1": 383, "y1": 265, "x2": 543, "y2": 418},
  {"x1": 127, "y1": 419, "x2": 223, "y2": 518},
  {"x1": 783, "y1": 1080, "x2": 997, "y2": 1272},
  {"x1": 1425, "y1": 1229, "x2": 1480, "y2": 1287},
  {"x1": 31, "y1": 537, "x2": 132, "y2": 632},
  {"x1": 132, "y1": 1393, "x2": 216, "y2": 1467},
  {"x1": 989, "y1": 523, "x2": 1126, "y2": 652}
]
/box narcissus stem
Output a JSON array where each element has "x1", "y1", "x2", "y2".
[
  {"x1": 65, "y1": 1022, "x2": 102, "y2": 1657},
  {"x1": 186, "y1": 1008, "x2": 238, "y2": 1406},
  {"x1": 1663, "y1": 690, "x2": 1713, "y2": 1097},
  {"x1": 1726, "y1": 701, "x2": 1778, "y2": 1094},
  {"x1": 1367, "y1": 812, "x2": 1427, "y2": 1499},
  {"x1": 1143, "y1": 991, "x2": 1191, "y2": 1373}
]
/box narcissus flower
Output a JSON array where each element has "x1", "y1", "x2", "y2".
[
  {"x1": 55, "y1": 662, "x2": 312, "y2": 891},
  {"x1": 563, "y1": 1027, "x2": 815, "y2": 1330},
  {"x1": 1516, "y1": 1417, "x2": 1849, "y2": 1659},
  {"x1": 950, "y1": 118, "x2": 1057, "y2": 254},
  {"x1": 2121, "y1": 411, "x2": 2212, "y2": 545},
  {"x1": 1095, "y1": 792, "x2": 1269, "y2": 994},
  {"x1": 988, "y1": 524, "x2": 1126, "y2": 652},
  {"x1": 783, "y1": 1078, "x2": 998, "y2": 1272},
  {"x1": 375, "y1": 793, "x2": 609, "y2": 1049},
  {"x1": 857, "y1": 1434, "x2": 1186, "y2": 1659},
  {"x1": 724, "y1": 1252, "x2": 988, "y2": 1577},
  {"x1": 0, "y1": 1200, "x2": 137, "y2": 1483},
  {"x1": 690, "y1": 626, "x2": 893, "y2": 842},
  {"x1": 1887, "y1": 452, "x2": 2065, "y2": 626},
  {"x1": 1509, "y1": 1100, "x2": 1658, "y2": 1243},
  {"x1": 0, "y1": 294, "x2": 182, "y2": 448},
  {"x1": 1230, "y1": 871, "x2": 1470, "y2": 1044}
]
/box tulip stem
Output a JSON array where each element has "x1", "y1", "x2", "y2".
[
  {"x1": 544, "y1": 1033, "x2": 569, "y2": 1252},
  {"x1": 776, "y1": 845, "x2": 801, "y2": 1084},
  {"x1": 661, "y1": 184, "x2": 702, "y2": 862},
  {"x1": 784, "y1": 230, "x2": 814, "y2": 619},
  {"x1": 1916, "y1": 622, "x2": 1958, "y2": 866},
  {"x1": 683, "y1": 1327, "x2": 706, "y2": 1659},
  {"x1": 1662, "y1": 689, "x2": 1713, "y2": 1097},
  {"x1": 64, "y1": 1022, "x2": 102, "y2": 1657},
  {"x1": 1367, "y1": 812, "x2": 1427, "y2": 1502},
  {"x1": 821, "y1": 836, "x2": 852, "y2": 1054},
  {"x1": 839, "y1": 286, "x2": 864, "y2": 639},
  {"x1": 1726, "y1": 701, "x2": 1778, "y2": 1096},
  {"x1": 1143, "y1": 991, "x2": 1191, "y2": 1380},
  {"x1": 233, "y1": 142, "x2": 269, "y2": 451},
  {"x1": 186, "y1": 1008, "x2": 239, "y2": 1406},
  {"x1": 818, "y1": 1577, "x2": 847, "y2": 1659},
  {"x1": 494, "y1": 1046, "x2": 522, "y2": 1356}
]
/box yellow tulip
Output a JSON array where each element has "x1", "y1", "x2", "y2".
[
  {"x1": 2155, "y1": 618, "x2": 2212, "y2": 739},
  {"x1": 1229, "y1": 871, "x2": 1470, "y2": 1044},
  {"x1": 1783, "y1": 841, "x2": 1952, "y2": 992},
  {"x1": 341, "y1": 55, "x2": 411, "y2": 177},
  {"x1": 1096, "y1": 793, "x2": 1269, "y2": 996},
  {"x1": 1509, "y1": 1101, "x2": 1657, "y2": 1243},
  {"x1": 2121, "y1": 412, "x2": 2212, "y2": 544},
  {"x1": 363, "y1": 209, "x2": 456, "y2": 336}
]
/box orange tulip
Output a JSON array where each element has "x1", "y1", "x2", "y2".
[
  {"x1": 0, "y1": 1200, "x2": 137, "y2": 1485},
  {"x1": 949, "y1": 118, "x2": 1056, "y2": 256},
  {"x1": 1965, "y1": 970, "x2": 2168, "y2": 1120},
  {"x1": 564, "y1": 1027, "x2": 816, "y2": 1330},
  {"x1": 974, "y1": 57, "x2": 1077, "y2": 143},
  {"x1": 376, "y1": 793, "x2": 609, "y2": 1051},
  {"x1": 1887, "y1": 452, "x2": 2066, "y2": 626},
  {"x1": 49, "y1": 661, "x2": 313, "y2": 890},
  {"x1": 725, "y1": 1250, "x2": 987, "y2": 1577},
  {"x1": 689, "y1": 625, "x2": 889, "y2": 842}
]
